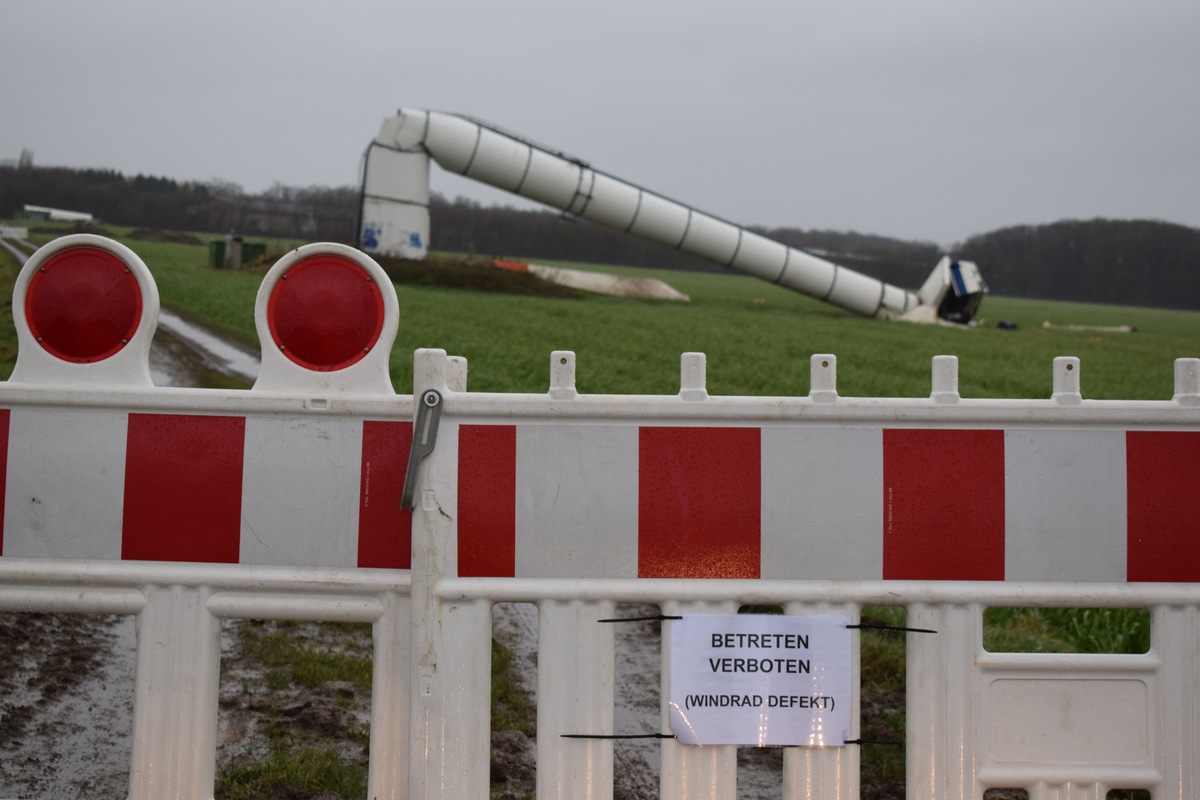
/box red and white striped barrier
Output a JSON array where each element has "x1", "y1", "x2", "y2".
[
  {"x1": 1, "y1": 235, "x2": 415, "y2": 570},
  {"x1": 394, "y1": 349, "x2": 1200, "y2": 584},
  {"x1": 451, "y1": 421, "x2": 1199, "y2": 582},
  {"x1": 0, "y1": 407, "x2": 413, "y2": 567}
]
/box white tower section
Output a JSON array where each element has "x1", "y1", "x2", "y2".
[
  {"x1": 359, "y1": 115, "x2": 432, "y2": 260},
  {"x1": 359, "y1": 109, "x2": 985, "y2": 323}
]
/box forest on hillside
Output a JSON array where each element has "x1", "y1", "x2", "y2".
[
  {"x1": 2, "y1": 161, "x2": 1196, "y2": 310},
  {"x1": 956, "y1": 219, "x2": 1200, "y2": 311}
]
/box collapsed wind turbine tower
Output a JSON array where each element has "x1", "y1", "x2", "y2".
[{"x1": 358, "y1": 109, "x2": 986, "y2": 324}]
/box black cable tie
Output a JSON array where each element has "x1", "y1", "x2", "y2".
[
  {"x1": 846, "y1": 623, "x2": 937, "y2": 634},
  {"x1": 561, "y1": 733, "x2": 676, "y2": 740},
  {"x1": 564, "y1": 733, "x2": 899, "y2": 746},
  {"x1": 597, "y1": 614, "x2": 682, "y2": 623}
]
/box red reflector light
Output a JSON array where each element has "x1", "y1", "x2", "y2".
[
  {"x1": 25, "y1": 247, "x2": 143, "y2": 363},
  {"x1": 267, "y1": 254, "x2": 385, "y2": 372}
]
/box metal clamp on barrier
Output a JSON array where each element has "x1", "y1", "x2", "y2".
[{"x1": 401, "y1": 389, "x2": 441, "y2": 510}]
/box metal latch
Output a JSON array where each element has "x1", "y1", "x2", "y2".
[{"x1": 401, "y1": 389, "x2": 442, "y2": 510}]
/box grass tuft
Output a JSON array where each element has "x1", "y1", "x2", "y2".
[
  {"x1": 237, "y1": 620, "x2": 373, "y2": 693},
  {"x1": 491, "y1": 639, "x2": 537, "y2": 737},
  {"x1": 216, "y1": 740, "x2": 367, "y2": 800},
  {"x1": 984, "y1": 607, "x2": 1151, "y2": 654}
]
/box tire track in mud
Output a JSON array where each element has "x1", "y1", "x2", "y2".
[{"x1": 0, "y1": 613, "x2": 135, "y2": 798}]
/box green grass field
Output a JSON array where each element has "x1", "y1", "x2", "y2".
[{"x1": 4, "y1": 221, "x2": 1194, "y2": 400}]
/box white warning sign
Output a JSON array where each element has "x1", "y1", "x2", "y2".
[{"x1": 668, "y1": 614, "x2": 852, "y2": 746}]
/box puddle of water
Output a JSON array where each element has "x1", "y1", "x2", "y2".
[
  {"x1": 149, "y1": 327, "x2": 200, "y2": 387},
  {"x1": 155, "y1": 310, "x2": 261, "y2": 384}
]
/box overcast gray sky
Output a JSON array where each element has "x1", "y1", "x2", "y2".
[{"x1": 3, "y1": 1, "x2": 1197, "y2": 246}]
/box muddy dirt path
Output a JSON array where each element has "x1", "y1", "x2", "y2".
[{"x1": 0, "y1": 614, "x2": 136, "y2": 798}]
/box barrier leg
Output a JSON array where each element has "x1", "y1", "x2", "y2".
[
  {"x1": 782, "y1": 600, "x2": 860, "y2": 799},
  {"x1": 536, "y1": 598, "x2": 616, "y2": 800},
  {"x1": 128, "y1": 584, "x2": 221, "y2": 800},
  {"x1": 1029, "y1": 782, "x2": 1105, "y2": 800},
  {"x1": 411, "y1": 596, "x2": 492, "y2": 798},
  {"x1": 1155, "y1": 604, "x2": 1197, "y2": 799},
  {"x1": 368, "y1": 591, "x2": 411, "y2": 800},
  {"x1": 659, "y1": 599, "x2": 739, "y2": 800},
  {"x1": 906, "y1": 601, "x2": 980, "y2": 800}
]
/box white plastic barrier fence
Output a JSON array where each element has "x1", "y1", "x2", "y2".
[
  {"x1": 405, "y1": 343, "x2": 1200, "y2": 800},
  {"x1": 1, "y1": 235, "x2": 1198, "y2": 799},
  {"x1": 0, "y1": 235, "x2": 416, "y2": 800}
]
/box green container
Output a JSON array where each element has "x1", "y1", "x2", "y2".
[
  {"x1": 208, "y1": 239, "x2": 265, "y2": 269},
  {"x1": 243, "y1": 242, "x2": 267, "y2": 264}
]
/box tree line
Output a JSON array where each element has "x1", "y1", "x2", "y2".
[
  {"x1": 956, "y1": 219, "x2": 1200, "y2": 311},
  {"x1": 2, "y1": 160, "x2": 1196, "y2": 310},
  {"x1": 0, "y1": 161, "x2": 358, "y2": 243}
]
